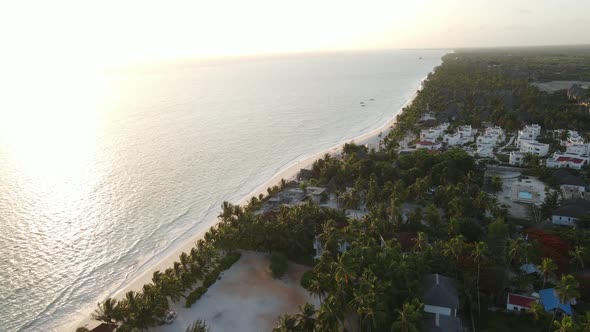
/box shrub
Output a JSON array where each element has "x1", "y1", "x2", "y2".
[
  {"x1": 185, "y1": 286, "x2": 208, "y2": 308},
  {"x1": 300, "y1": 270, "x2": 314, "y2": 290},
  {"x1": 203, "y1": 269, "x2": 221, "y2": 288},
  {"x1": 219, "y1": 251, "x2": 241, "y2": 271},
  {"x1": 270, "y1": 252, "x2": 288, "y2": 278}
]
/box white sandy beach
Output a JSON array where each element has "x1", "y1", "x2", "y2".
[{"x1": 69, "y1": 83, "x2": 421, "y2": 332}]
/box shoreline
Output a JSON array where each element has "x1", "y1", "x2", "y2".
[{"x1": 68, "y1": 77, "x2": 425, "y2": 331}]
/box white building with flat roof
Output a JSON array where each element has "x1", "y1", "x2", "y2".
[
  {"x1": 477, "y1": 145, "x2": 494, "y2": 158},
  {"x1": 566, "y1": 143, "x2": 590, "y2": 156},
  {"x1": 517, "y1": 124, "x2": 541, "y2": 147},
  {"x1": 509, "y1": 151, "x2": 525, "y2": 166},
  {"x1": 546, "y1": 152, "x2": 590, "y2": 170},
  {"x1": 443, "y1": 132, "x2": 462, "y2": 146},
  {"x1": 520, "y1": 140, "x2": 549, "y2": 156}
]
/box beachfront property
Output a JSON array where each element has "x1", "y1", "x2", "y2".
[
  {"x1": 506, "y1": 293, "x2": 536, "y2": 312},
  {"x1": 519, "y1": 140, "x2": 549, "y2": 157},
  {"x1": 416, "y1": 140, "x2": 442, "y2": 151},
  {"x1": 442, "y1": 124, "x2": 476, "y2": 146},
  {"x1": 509, "y1": 151, "x2": 525, "y2": 166},
  {"x1": 422, "y1": 274, "x2": 462, "y2": 332},
  {"x1": 306, "y1": 186, "x2": 327, "y2": 204},
  {"x1": 546, "y1": 152, "x2": 590, "y2": 169},
  {"x1": 551, "y1": 199, "x2": 590, "y2": 226},
  {"x1": 420, "y1": 123, "x2": 449, "y2": 142}
]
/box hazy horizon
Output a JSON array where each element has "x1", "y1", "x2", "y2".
[{"x1": 2, "y1": 0, "x2": 590, "y2": 69}]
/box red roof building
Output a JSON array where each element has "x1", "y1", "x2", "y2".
[{"x1": 506, "y1": 293, "x2": 536, "y2": 311}]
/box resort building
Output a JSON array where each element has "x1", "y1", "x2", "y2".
[
  {"x1": 416, "y1": 140, "x2": 442, "y2": 151},
  {"x1": 506, "y1": 293, "x2": 536, "y2": 312},
  {"x1": 556, "y1": 130, "x2": 585, "y2": 146},
  {"x1": 306, "y1": 186, "x2": 327, "y2": 204},
  {"x1": 443, "y1": 132, "x2": 461, "y2": 146},
  {"x1": 546, "y1": 152, "x2": 590, "y2": 170},
  {"x1": 551, "y1": 199, "x2": 590, "y2": 227},
  {"x1": 457, "y1": 125, "x2": 475, "y2": 142},
  {"x1": 476, "y1": 145, "x2": 494, "y2": 158},
  {"x1": 509, "y1": 151, "x2": 525, "y2": 166},
  {"x1": 485, "y1": 126, "x2": 505, "y2": 141},
  {"x1": 420, "y1": 129, "x2": 442, "y2": 142},
  {"x1": 566, "y1": 143, "x2": 590, "y2": 155},
  {"x1": 423, "y1": 274, "x2": 462, "y2": 332},
  {"x1": 519, "y1": 140, "x2": 549, "y2": 157},
  {"x1": 517, "y1": 124, "x2": 541, "y2": 147}
]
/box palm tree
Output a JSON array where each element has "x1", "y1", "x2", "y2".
[
  {"x1": 538, "y1": 257, "x2": 557, "y2": 290},
  {"x1": 295, "y1": 303, "x2": 316, "y2": 332},
  {"x1": 92, "y1": 298, "x2": 120, "y2": 324},
  {"x1": 186, "y1": 319, "x2": 211, "y2": 332},
  {"x1": 527, "y1": 301, "x2": 545, "y2": 322},
  {"x1": 471, "y1": 241, "x2": 487, "y2": 317},
  {"x1": 549, "y1": 275, "x2": 581, "y2": 330},
  {"x1": 442, "y1": 235, "x2": 465, "y2": 278},
  {"x1": 553, "y1": 316, "x2": 574, "y2": 332},
  {"x1": 568, "y1": 245, "x2": 586, "y2": 272},
  {"x1": 273, "y1": 313, "x2": 300, "y2": 332},
  {"x1": 391, "y1": 298, "x2": 423, "y2": 332}
]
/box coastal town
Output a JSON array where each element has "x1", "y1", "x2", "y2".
[{"x1": 80, "y1": 48, "x2": 590, "y2": 332}]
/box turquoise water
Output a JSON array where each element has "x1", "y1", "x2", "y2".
[{"x1": 0, "y1": 50, "x2": 446, "y2": 331}]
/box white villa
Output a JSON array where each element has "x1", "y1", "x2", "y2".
[
  {"x1": 416, "y1": 140, "x2": 442, "y2": 151},
  {"x1": 477, "y1": 145, "x2": 494, "y2": 158},
  {"x1": 420, "y1": 128, "x2": 443, "y2": 142},
  {"x1": 546, "y1": 152, "x2": 590, "y2": 170},
  {"x1": 509, "y1": 151, "x2": 525, "y2": 166},
  {"x1": 443, "y1": 132, "x2": 462, "y2": 146},
  {"x1": 520, "y1": 140, "x2": 550, "y2": 157},
  {"x1": 517, "y1": 124, "x2": 541, "y2": 147}
]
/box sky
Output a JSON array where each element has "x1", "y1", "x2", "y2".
[{"x1": 1, "y1": 0, "x2": 590, "y2": 68}]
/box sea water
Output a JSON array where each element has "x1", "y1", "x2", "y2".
[{"x1": 0, "y1": 49, "x2": 446, "y2": 331}]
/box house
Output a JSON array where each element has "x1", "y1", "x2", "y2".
[
  {"x1": 420, "y1": 112, "x2": 436, "y2": 121},
  {"x1": 306, "y1": 186, "x2": 326, "y2": 204},
  {"x1": 506, "y1": 293, "x2": 536, "y2": 312},
  {"x1": 551, "y1": 199, "x2": 590, "y2": 226},
  {"x1": 519, "y1": 140, "x2": 549, "y2": 157},
  {"x1": 485, "y1": 126, "x2": 505, "y2": 141},
  {"x1": 476, "y1": 145, "x2": 494, "y2": 158},
  {"x1": 553, "y1": 169, "x2": 587, "y2": 199},
  {"x1": 423, "y1": 274, "x2": 462, "y2": 332},
  {"x1": 457, "y1": 125, "x2": 475, "y2": 143},
  {"x1": 517, "y1": 124, "x2": 541, "y2": 147},
  {"x1": 546, "y1": 152, "x2": 589, "y2": 170},
  {"x1": 566, "y1": 143, "x2": 590, "y2": 155},
  {"x1": 539, "y1": 288, "x2": 573, "y2": 316},
  {"x1": 520, "y1": 263, "x2": 540, "y2": 275},
  {"x1": 443, "y1": 132, "x2": 462, "y2": 146},
  {"x1": 509, "y1": 151, "x2": 525, "y2": 166},
  {"x1": 416, "y1": 140, "x2": 442, "y2": 151}
]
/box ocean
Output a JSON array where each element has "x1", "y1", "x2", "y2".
[{"x1": 0, "y1": 49, "x2": 445, "y2": 331}]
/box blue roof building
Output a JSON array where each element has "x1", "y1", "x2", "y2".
[{"x1": 539, "y1": 288, "x2": 573, "y2": 316}]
